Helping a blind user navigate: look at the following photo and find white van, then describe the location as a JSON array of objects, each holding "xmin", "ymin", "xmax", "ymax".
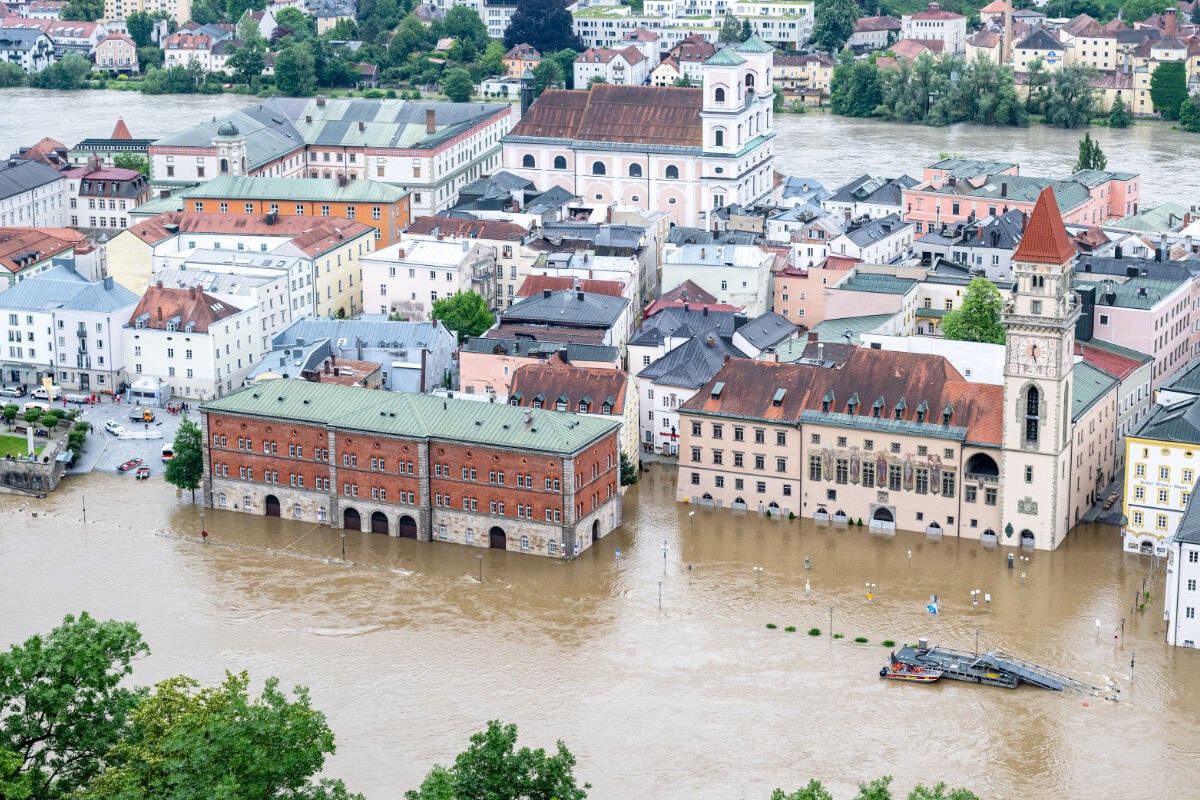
[{"xmin": 30, "ymin": 384, "xmax": 62, "ymax": 401}]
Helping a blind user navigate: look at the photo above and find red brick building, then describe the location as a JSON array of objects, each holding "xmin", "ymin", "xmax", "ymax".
[{"xmin": 200, "ymin": 380, "xmax": 622, "ymax": 557}]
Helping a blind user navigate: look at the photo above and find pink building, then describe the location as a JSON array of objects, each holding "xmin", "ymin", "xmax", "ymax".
[
  {"xmin": 458, "ymin": 339, "xmax": 620, "ymax": 398},
  {"xmin": 772, "ymin": 255, "xmax": 857, "ymax": 326}
]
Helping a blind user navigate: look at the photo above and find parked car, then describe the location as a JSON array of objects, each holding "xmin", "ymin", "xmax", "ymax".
[
  {"xmin": 104, "ymin": 420, "xmax": 125, "ymax": 436},
  {"xmin": 29, "ymin": 384, "xmax": 62, "ymax": 401},
  {"xmin": 135, "ymin": 466, "xmax": 151, "ymax": 480},
  {"xmin": 23, "ymin": 400, "xmax": 50, "ymax": 412},
  {"xmin": 0, "ymin": 386, "xmax": 23, "ymax": 399},
  {"xmin": 161, "ymin": 445, "xmax": 174, "ymax": 461},
  {"xmin": 117, "ymin": 458, "xmax": 143, "ymax": 473}
]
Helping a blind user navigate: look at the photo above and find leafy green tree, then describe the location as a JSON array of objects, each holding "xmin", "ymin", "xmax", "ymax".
[
  {"xmin": 0, "ymin": 612, "xmax": 149, "ymax": 799},
  {"xmin": 854, "ymin": 776, "xmax": 894, "ymax": 800},
  {"xmin": 1108, "ymin": 92, "xmax": 1132, "ymax": 127},
  {"xmin": 719, "ymin": 14, "xmax": 742, "ymax": 43},
  {"xmin": 42, "ymin": 415, "xmax": 58, "ymax": 435},
  {"xmin": 478, "ymin": 39, "xmax": 507, "ymax": 77},
  {"xmin": 124, "ymin": 10, "xmax": 156, "ymax": 47},
  {"xmin": 0, "ymin": 748, "xmax": 32, "ymax": 800},
  {"xmin": 276, "ymin": 6, "xmax": 314, "ymax": 40},
  {"xmin": 28, "ymin": 53, "xmax": 91, "ymax": 90},
  {"xmin": 165, "ymin": 417, "xmax": 203, "ymax": 501},
  {"xmin": 1180, "ymin": 93, "xmax": 1200, "ymax": 132},
  {"xmin": 1043, "ymin": 63, "xmax": 1097, "ymax": 128},
  {"xmin": 672, "ymin": 75, "xmax": 693, "ymax": 87},
  {"xmin": 137, "ymin": 45, "xmax": 164, "ymax": 70},
  {"xmin": 22, "ymin": 408, "xmax": 42, "ymax": 425},
  {"xmin": 85, "ymin": 672, "xmax": 361, "ymax": 800},
  {"xmin": 227, "ymin": 0, "xmax": 265, "ymax": 26},
  {"xmin": 531, "ymin": 57, "xmax": 565, "ymax": 97},
  {"xmin": 442, "ymin": 67, "xmax": 474, "ymax": 101},
  {"xmin": 1149, "ymin": 61, "xmax": 1187, "ymax": 120},
  {"xmin": 113, "ymin": 152, "xmax": 150, "ymax": 177},
  {"xmin": 0, "ymin": 62, "xmax": 24, "ymax": 87},
  {"xmin": 405, "ymin": 720, "xmax": 589, "ymax": 800},
  {"xmin": 906, "ymin": 783, "xmax": 980, "ymax": 800},
  {"xmin": 1024, "ymin": 56, "xmax": 1050, "ymax": 115},
  {"xmin": 430, "ymin": 291, "xmax": 494, "ymax": 343},
  {"xmin": 389, "ymin": 14, "xmax": 432, "ymax": 67},
  {"xmin": 188, "ymin": 0, "xmax": 224, "ymax": 24},
  {"xmin": 2, "ymin": 404, "xmax": 18, "ymax": 426},
  {"xmin": 1194, "ymin": 1, "xmax": 1200, "ymax": 24},
  {"xmin": 503, "ymin": 0, "xmax": 583, "ymax": 53},
  {"xmin": 60, "ymin": 0, "xmax": 102, "ymax": 20},
  {"xmin": 443, "ymin": 5, "xmax": 488, "ymax": 51},
  {"xmin": 227, "ymin": 45, "xmax": 266, "ymax": 85},
  {"xmin": 545, "ymin": 48, "xmax": 578, "ymax": 88},
  {"xmin": 811, "ymin": 0, "xmax": 860, "ymax": 52},
  {"xmin": 587, "ymin": 75, "xmax": 607, "ymax": 87},
  {"xmin": 619, "ymin": 451, "xmax": 638, "ymax": 486},
  {"xmin": 941, "ymin": 277, "xmax": 1006, "ymax": 344},
  {"xmin": 1121, "ymin": 0, "xmax": 1167, "ymax": 21},
  {"xmin": 1074, "ymin": 131, "xmax": 1107, "ymax": 171},
  {"xmin": 830, "ymin": 49, "xmax": 880, "ymax": 117},
  {"xmin": 237, "ymin": 13, "xmax": 267, "ymax": 46},
  {"xmin": 741, "ymin": 18, "xmax": 754, "ymax": 40},
  {"xmin": 275, "ymin": 42, "xmax": 318, "ymax": 95},
  {"xmin": 771, "ymin": 780, "xmax": 834, "ymax": 800}
]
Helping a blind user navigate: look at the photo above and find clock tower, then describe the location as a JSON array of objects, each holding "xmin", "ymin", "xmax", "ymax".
[{"xmin": 1001, "ymin": 187, "xmax": 1080, "ymax": 550}]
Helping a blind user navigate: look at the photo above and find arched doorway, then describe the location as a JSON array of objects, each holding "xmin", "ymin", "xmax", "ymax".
[
  {"xmin": 927, "ymin": 520, "xmax": 942, "ymax": 536},
  {"xmin": 370, "ymin": 511, "xmax": 388, "ymax": 535},
  {"xmin": 870, "ymin": 506, "xmax": 896, "ymax": 533},
  {"xmin": 343, "ymin": 507, "xmax": 361, "ymax": 531},
  {"xmin": 1020, "ymin": 529, "xmax": 1036, "ymax": 548},
  {"xmin": 265, "ymin": 495, "xmax": 280, "ymax": 517},
  {"xmin": 965, "ymin": 453, "xmax": 999, "ymax": 478},
  {"xmin": 592, "ymin": 519, "xmax": 600, "ymax": 541},
  {"xmin": 489, "ymin": 526, "xmax": 507, "ymax": 549},
  {"xmin": 398, "ymin": 515, "xmax": 417, "ymax": 539},
  {"xmin": 1139, "ymin": 539, "xmax": 1154, "ymax": 554},
  {"xmin": 873, "ymin": 507, "xmax": 894, "ymax": 522}
]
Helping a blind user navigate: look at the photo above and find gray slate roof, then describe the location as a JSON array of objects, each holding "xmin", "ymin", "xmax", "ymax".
[
  {"xmin": 629, "ymin": 306, "xmax": 741, "ymax": 346},
  {"xmin": 1133, "ymin": 396, "xmax": 1200, "ymax": 445},
  {"xmin": 827, "ymin": 174, "xmax": 917, "ymax": 207},
  {"xmin": 501, "ymin": 289, "xmax": 629, "ymax": 327},
  {"xmin": 840, "ymin": 213, "xmax": 910, "ymax": 248},
  {"xmin": 1161, "ymin": 358, "xmax": 1200, "ymax": 396},
  {"xmin": 0, "ymin": 159, "xmax": 63, "ymax": 201},
  {"xmin": 638, "ymin": 333, "xmax": 746, "ymax": 388},
  {"xmin": 734, "ymin": 311, "xmax": 797, "ymax": 350},
  {"xmin": 0, "ymin": 263, "xmax": 136, "ymax": 312},
  {"xmin": 462, "ymin": 336, "xmax": 619, "ymax": 363},
  {"xmin": 273, "ymin": 316, "xmax": 453, "ymax": 350},
  {"xmin": 1173, "ymin": 485, "xmax": 1200, "ymax": 546}
]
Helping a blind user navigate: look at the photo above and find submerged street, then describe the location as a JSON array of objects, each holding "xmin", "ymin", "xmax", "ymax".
[{"xmin": 1, "ymin": 466, "xmax": 1195, "ymax": 799}]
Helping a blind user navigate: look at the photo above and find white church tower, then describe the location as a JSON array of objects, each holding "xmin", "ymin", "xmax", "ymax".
[{"xmin": 1001, "ymin": 187, "xmax": 1080, "ymax": 550}]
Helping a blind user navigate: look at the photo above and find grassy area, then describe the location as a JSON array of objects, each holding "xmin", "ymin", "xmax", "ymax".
[{"xmin": 0, "ymin": 433, "xmax": 43, "ymax": 459}]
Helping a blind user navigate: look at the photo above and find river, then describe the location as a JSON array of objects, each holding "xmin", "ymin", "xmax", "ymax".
[
  {"xmin": 1, "ymin": 467, "xmax": 1195, "ymax": 800},
  {"xmin": 3, "ymin": 89, "xmax": 1199, "ymax": 208}
]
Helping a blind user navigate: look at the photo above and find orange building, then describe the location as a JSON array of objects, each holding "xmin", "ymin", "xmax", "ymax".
[{"xmin": 180, "ymin": 176, "xmax": 411, "ymax": 246}]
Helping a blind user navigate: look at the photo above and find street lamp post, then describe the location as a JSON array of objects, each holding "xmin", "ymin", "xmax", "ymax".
[
  {"xmin": 974, "ymin": 628, "xmax": 980, "ymax": 655},
  {"xmin": 340, "ymin": 533, "xmax": 346, "ymax": 562},
  {"xmin": 688, "ymin": 510, "xmax": 695, "ymax": 530},
  {"xmin": 200, "ymin": 507, "xmax": 206, "ymax": 542},
  {"xmin": 1019, "ymin": 555, "xmax": 1030, "ymax": 584},
  {"xmin": 865, "ymin": 582, "xmax": 876, "ymax": 602},
  {"xmin": 662, "ymin": 539, "xmax": 668, "ymax": 569},
  {"xmin": 477, "ymin": 554, "xmax": 484, "ymax": 583},
  {"xmin": 658, "ymin": 580, "xmax": 662, "ymax": 610},
  {"xmin": 754, "ymin": 565, "xmax": 763, "ymax": 586},
  {"xmin": 828, "ymin": 607, "xmax": 833, "ymax": 639},
  {"xmin": 970, "ymin": 589, "xmax": 981, "ymax": 608}
]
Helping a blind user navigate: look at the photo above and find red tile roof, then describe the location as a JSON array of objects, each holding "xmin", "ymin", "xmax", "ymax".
[
  {"xmin": 517, "ymin": 275, "xmax": 626, "ymax": 297},
  {"xmin": 127, "ymin": 212, "xmax": 371, "ymax": 250},
  {"xmin": 0, "ymin": 227, "xmax": 83, "ymax": 274},
  {"xmin": 1076, "ymin": 341, "xmax": 1148, "ymax": 380},
  {"xmin": 128, "ymin": 284, "xmax": 243, "ymax": 333},
  {"xmin": 510, "ymin": 363, "xmax": 629, "ymax": 415},
  {"xmin": 910, "ymin": 2, "xmax": 966, "ymax": 20},
  {"xmin": 980, "ymin": 0, "xmax": 1012, "ymax": 12},
  {"xmin": 659, "ymin": 279, "xmax": 717, "ymax": 305},
  {"xmin": 1013, "ymin": 186, "xmax": 1076, "ymax": 264},
  {"xmin": 854, "ymin": 15, "xmax": 902, "ymax": 32},
  {"xmin": 823, "ymin": 255, "xmax": 860, "ymax": 270},
  {"xmin": 404, "ymin": 215, "xmax": 529, "ymax": 241},
  {"xmin": 60, "ymin": 166, "xmax": 142, "ymax": 181},
  {"xmin": 684, "ymin": 348, "xmax": 1002, "ymax": 446},
  {"xmin": 510, "ymin": 85, "xmax": 703, "ymax": 147}
]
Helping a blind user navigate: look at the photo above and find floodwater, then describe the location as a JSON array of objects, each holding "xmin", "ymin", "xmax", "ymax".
[
  {"xmin": 3, "ymin": 89, "xmax": 1199, "ymax": 207},
  {"xmin": 1, "ymin": 466, "xmax": 1196, "ymax": 800}
]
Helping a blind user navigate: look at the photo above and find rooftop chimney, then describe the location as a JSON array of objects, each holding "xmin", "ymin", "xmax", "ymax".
[
  {"xmin": 706, "ymin": 335, "xmax": 715, "ymax": 347},
  {"xmin": 702, "ymin": 304, "xmax": 709, "ymax": 316},
  {"xmin": 543, "ymin": 289, "xmax": 552, "ymax": 298},
  {"xmin": 316, "ymin": 95, "xmax": 326, "ymax": 106},
  {"xmin": 155, "ymin": 280, "xmax": 163, "ymax": 289},
  {"xmin": 808, "ymin": 330, "xmax": 819, "ymax": 343},
  {"xmin": 324, "ymin": 359, "xmax": 331, "ymax": 374},
  {"xmin": 1000, "ymin": 182, "xmax": 1008, "ymax": 198},
  {"xmin": 426, "ymin": 108, "xmax": 436, "ymax": 135},
  {"xmin": 338, "ymin": 174, "xmax": 347, "ymax": 187},
  {"xmin": 1166, "ymin": 9, "xmax": 1177, "ymax": 35},
  {"xmin": 157, "ymin": 306, "xmax": 162, "ymax": 321},
  {"xmin": 358, "ymin": 121, "xmax": 365, "ymax": 131},
  {"xmin": 818, "ymin": 342, "xmax": 824, "ymax": 360},
  {"xmin": 577, "ymin": 291, "xmax": 585, "ymax": 301}
]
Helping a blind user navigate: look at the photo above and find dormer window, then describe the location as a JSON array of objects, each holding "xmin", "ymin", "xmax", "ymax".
[
  {"xmin": 894, "ymin": 398, "xmax": 906, "ymax": 421},
  {"xmin": 579, "ymin": 402, "xmax": 589, "ymax": 413},
  {"xmin": 873, "ymin": 397, "xmax": 884, "ymax": 418},
  {"xmin": 772, "ymin": 388, "xmax": 786, "ymax": 407},
  {"xmin": 601, "ymin": 404, "xmax": 612, "ymax": 414},
  {"xmin": 165, "ymin": 322, "xmax": 177, "ymax": 332}
]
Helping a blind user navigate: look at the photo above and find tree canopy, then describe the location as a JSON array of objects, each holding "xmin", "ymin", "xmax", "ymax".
[
  {"xmin": 1074, "ymin": 131, "xmax": 1106, "ymax": 171},
  {"xmin": 811, "ymin": 0, "xmax": 860, "ymax": 52},
  {"xmin": 430, "ymin": 291, "xmax": 494, "ymax": 343},
  {"xmin": 442, "ymin": 67, "xmax": 475, "ymax": 102},
  {"xmin": 1042, "ymin": 64, "xmax": 1097, "ymax": 128},
  {"xmin": 772, "ymin": 776, "xmax": 979, "ymax": 800},
  {"xmin": 941, "ymin": 277, "xmax": 1006, "ymax": 345},
  {"xmin": 1180, "ymin": 93, "xmax": 1200, "ymax": 132},
  {"xmin": 275, "ymin": 42, "xmax": 318, "ymax": 95},
  {"xmin": 1108, "ymin": 92, "xmax": 1132, "ymax": 128},
  {"xmin": 0, "ymin": 62, "xmax": 25, "ymax": 88},
  {"xmin": 719, "ymin": 14, "xmax": 743, "ymax": 43},
  {"xmin": 503, "ymin": 0, "xmax": 582, "ymax": 53},
  {"xmin": 165, "ymin": 417, "xmax": 203, "ymax": 501},
  {"xmin": 124, "ymin": 10, "xmax": 157, "ymax": 48},
  {"xmin": 60, "ymin": 0, "xmax": 102, "ymax": 21},
  {"xmin": 113, "ymin": 153, "xmax": 150, "ymax": 177},
  {"xmin": 405, "ymin": 720, "xmax": 590, "ymax": 800},
  {"xmin": 1149, "ymin": 61, "xmax": 1187, "ymax": 120}
]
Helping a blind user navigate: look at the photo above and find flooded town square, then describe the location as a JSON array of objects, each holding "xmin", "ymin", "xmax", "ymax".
[{"xmin": 2, "ymin": 466, "xmax": 1197, "ymax": 800}]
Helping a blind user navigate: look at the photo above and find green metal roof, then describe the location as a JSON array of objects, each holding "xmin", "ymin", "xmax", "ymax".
[
  {"xmin": 131, "ymin": 195, "xmax": 183, "ymax": 216},
  {"xmin": 1111, "ymin": 202, "xmax": 1190, "ymax": 233},
  {"xmin": 1071, "ymin": 361, "xmax": 1117, "ymax": 422},
  {"xmin": 1162, "ymin": 358, "xmax": 1200, "ymax": 396},
  {"xmin": 807, "ymin": 313, "xmax": 894, "ymax": 346},
  {"xmin": 735, "ymin": 34, "xmax": 774, "ymax": 54},
  {"xmin": 835, "ymin": 273, "xmax": 918, "ymax": 295},
  {"xmin": 183, "ymin": 176, "xmax": 408, "ymax": 204},
  {"xmin": 201, "ymin": 380, "xmax": 618, "ymax": 455},
  {"xmin": 1132, "ymin": 396, "xmax": 1200, "ymax": 445},
  {"xmin": 706, "ymin": 47, "xmax": 746, "ymax": 66},
  {"xmin": 916, "ymin": 307, "xmax": 948, "ymax": 318},
  {"xmin": 1076, "ymin": 275, "xmax": 1185, "ymax": 310}
]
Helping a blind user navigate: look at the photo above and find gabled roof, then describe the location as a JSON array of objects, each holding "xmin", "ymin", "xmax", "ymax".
[
  {"xmin": 517, "ymin": 276, "xmax": 625, "ymax": 298},
  {"xmin": 630, "ymin": 305, "xmax": 740, "ymax": 346},
  {"xmin": 734, "ymin": 311, "xmax": 797, "ymax": 350},
  {"xmin": 735, "ymin": 34, "xmax": 773, "ymax": 54},
  {"xmin": 1134, "ymin": 395, "xmax": 1200, "ymax": 446},
  {"xmin": 1060, "ymin": 13, "xmax": 1099, "ymax": 36},
  {"xmin": 275, "ymin": 316, "xmax": 452, "ymax": 350},
  {"xmin": 0, "ymin": 227, "xmax": 81, "ymax": 274},
  {"xmin": 854, "ymin": 15, "xmax": 902, "ymax": 32},
  {"xmin": 0, "ymin": 159, "xmax": 63, "ymax": 200},
  {"xmin": 125, "ymin": 212, "xmax": 372, "ymax": 252},
  {"xmin": 1072, "ymin": 361, "xmax": 1118, "ymax": 421},
  {"xmin": 1075, "ymin": 339, "xmax": 1150, "ymax": 380},
  {"xmin": 659, "ymin": 279, "xmax": 718, "ymax": 306},
  {"xmin": 508, "ymin": 85, "xmax": 703, "ymax": 148},
  {"xmin": 201, "ymin": 379, "xmax": 617, "ymax": 456},
  {"xmin": 405, "ymin": 215, "xmax": 529, "ymax": 241},
  {"xmin": 639, "ymin": 333, "xmax": 746, "ymax": 389},
  {"xmin": 510, "ymin": 363, "xmax": 628, "ymax": 415},
  {"xmin": 1013, "ymin": 186, "xmax": 1076, "ymax": 265},
  {"xmin": 127, "ymin": 284, "xmax": 244, "ymax": 333},
  {"xmin": 1016, "ymin": 28, "xmax": 1060, "ymax": 50},
  {"xmin": 183, "ymin": 175, "xmax": 407, "ymax": 204},
  {"xmin": 501, "ymin": 289, "xmax": 629, "ymax": 328},
  {"xmin": 682, "ymin": 348, "xmax": 1001, "ymax": 446},
  {"xmin": 462, "ymin": 336, "xmax": 618, "ymax": 364},
  {"xmin": 909, "ymin": 2, "xmax": 966, "ymax": 20}
]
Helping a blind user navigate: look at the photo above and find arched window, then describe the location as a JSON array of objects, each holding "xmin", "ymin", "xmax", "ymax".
[
  {"xmin": 714, "ymin": 129, "xmax": 724, "ymax": 147},
  {"xmin": 592, "ymin": 161, "xmax": 606, "ymax": 175},
  {"xmin": 714, "ymin": 86, "xmax": 725, "ymax": 104},
  {"xmin": 553, "ymin": 155, "xmax": 567, "ymax": 169},
  {"xmin": 745, "ymin": 72, "xmax": 756, "ymax": 90},
  {"xmin": 629, "ymin": 163, "xmax": 642, "ymax": 178},
  {"xmin": 1025, "ymin": 386, "xmax": 1040, "ymax": 444},
  {"xmin": 522, "ymin": 154, "xmax": 535, "ymax": 168},
  {"xmin": 219, "ymin": 158, "xmax": 229, "ymax": 173},
  {"xmin": 665, "ymin": 164, "xmax": 679, "ymax": 179}
]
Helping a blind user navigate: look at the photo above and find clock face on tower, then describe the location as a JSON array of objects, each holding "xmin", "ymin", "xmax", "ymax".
[{"xmin": 1012, "ymin": 336, "xmax": 1059, "ymax": 377}]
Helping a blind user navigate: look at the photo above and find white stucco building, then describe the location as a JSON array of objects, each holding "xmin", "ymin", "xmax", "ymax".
[
  {"xmin": 660, "ymin": 242, "xmax": 775, "ymax": 316},
  {"xmin": 900, "ymin": 2, "xmax": 967, "ymax": 54},
  {"xmin": 1165, "ymin": 494, "xmax": 1200, "ymax": 648},
  {"xmin": 361, "ymin": 238, "xmax": 498, "ymax": 321}
]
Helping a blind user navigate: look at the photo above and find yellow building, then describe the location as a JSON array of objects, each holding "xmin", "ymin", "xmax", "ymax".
[
  {"xmin": 772, "ymin": 52, "xmax": 835, "ymax": 105},
  {"xmin": 104, "ymin": 0, "xmax": 192, "ymax": 28},
  {"xmin": 1122, "ymin": 396, "xmax": 1200, "ymax": 556}
]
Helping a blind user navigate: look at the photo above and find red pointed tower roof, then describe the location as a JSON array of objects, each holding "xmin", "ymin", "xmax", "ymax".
[
  {"xmin": 110, "ymin": 118, "xmax": 133, "ymax": 140},
  {"xmin": 1013, "ymin": 186, "xmax": 1076, "ymax": 265}
]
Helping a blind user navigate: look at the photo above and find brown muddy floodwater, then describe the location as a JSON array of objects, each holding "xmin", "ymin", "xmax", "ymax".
[{"xmin": 1, "ymin": 467, "xmax": 1196, "ymax": 799}]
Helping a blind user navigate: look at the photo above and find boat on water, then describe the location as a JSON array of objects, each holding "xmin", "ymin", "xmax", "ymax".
[{"xmin": 880, "ymin": 658, "xmax": 942, "ymax": 683}]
